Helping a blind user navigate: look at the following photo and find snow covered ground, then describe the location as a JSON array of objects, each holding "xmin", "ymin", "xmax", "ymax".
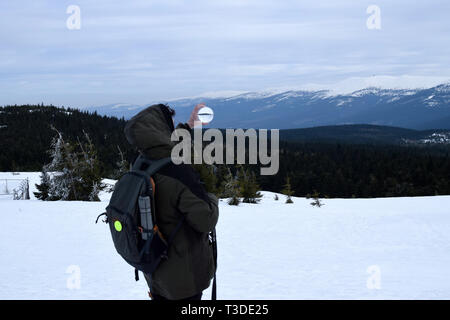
[{"xmin": 1, "ymin": 172, "xmax": 450, "ymax": 299}]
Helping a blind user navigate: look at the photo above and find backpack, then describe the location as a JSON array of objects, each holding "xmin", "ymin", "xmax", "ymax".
[{"xmin": 96, "ymin": 154, "xmax": 185, "ymax": 280}]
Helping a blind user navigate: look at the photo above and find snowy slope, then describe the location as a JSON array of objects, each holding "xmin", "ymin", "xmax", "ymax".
[
  {"xmin": 1, "ymin": 173, "xmax": 450, "ymax": 299},
  {"xmin": 0, "ymin": 172, "xmax": 115, "ymax": 201}
]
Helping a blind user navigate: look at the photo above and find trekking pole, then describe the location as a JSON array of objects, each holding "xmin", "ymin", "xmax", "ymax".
[{"xmin": 211, "ymin": 228, "xmax": 217, "ymax": 300}]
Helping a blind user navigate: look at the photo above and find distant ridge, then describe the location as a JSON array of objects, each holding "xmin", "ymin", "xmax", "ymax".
[{"xmin": 84, "ymin": 82, "xmax": 450, "ymax": 130}]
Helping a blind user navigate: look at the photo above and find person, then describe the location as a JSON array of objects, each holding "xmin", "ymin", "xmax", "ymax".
[{"xmin": 124, "ymin": 103, "xmax": 219, "ymax": 301}]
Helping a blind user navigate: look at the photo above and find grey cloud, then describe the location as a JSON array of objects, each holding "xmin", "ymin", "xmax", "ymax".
[{"xmin": 0, "ymin": 0, "xmax": 449, "ymax": 106}]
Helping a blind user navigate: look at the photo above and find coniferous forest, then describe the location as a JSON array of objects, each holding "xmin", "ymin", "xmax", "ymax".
[
  {"xmin": 0, "ymin": 105, "xmax": 134, "ymax": 175},
  {"xmin": 1, "ymin": 104, "xmax": 449, "ymax": 199}
]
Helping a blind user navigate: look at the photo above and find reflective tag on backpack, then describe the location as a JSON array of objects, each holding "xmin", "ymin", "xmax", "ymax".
[{"xmin": 138, "ymin": 196, "xmax": 153, "ymax": 240}]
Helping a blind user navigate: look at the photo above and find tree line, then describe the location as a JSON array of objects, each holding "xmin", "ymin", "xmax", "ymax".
[{"xmin": 2, "ymin": 105, "xmax": 449, "ymax": 202}]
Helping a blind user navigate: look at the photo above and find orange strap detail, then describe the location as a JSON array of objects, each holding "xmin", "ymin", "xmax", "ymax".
[
  {"xmin": 153, "ymin": 225, "xmax": 167, "ymax": 242},
  {"xmin": 150, "ymin": 177, "xmax": 155, "ymax": 196}
]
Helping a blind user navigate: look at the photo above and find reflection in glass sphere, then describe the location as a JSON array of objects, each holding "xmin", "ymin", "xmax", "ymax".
[{"xmin": 198, "ymin": 106, "xmax": 214, "ymax": 123}]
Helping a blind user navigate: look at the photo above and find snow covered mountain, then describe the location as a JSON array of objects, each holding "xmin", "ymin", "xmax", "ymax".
[{"xmin": 85, "ymin": 83, "xmax": 450, "ymax": 130}]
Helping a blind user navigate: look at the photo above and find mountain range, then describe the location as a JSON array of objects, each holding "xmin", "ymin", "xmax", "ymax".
[{"xmin": 84, "ymin": 83, "xmax": 450, "ymax": 130}]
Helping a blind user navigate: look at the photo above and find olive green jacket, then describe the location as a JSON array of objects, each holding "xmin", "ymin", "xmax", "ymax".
[{"xmin": 124, "ymin": 104, "xmax": 219, "ymax": 299}]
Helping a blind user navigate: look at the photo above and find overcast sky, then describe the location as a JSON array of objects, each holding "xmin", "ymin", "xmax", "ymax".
[{"xmin": 1, "ymin": 0, "xmax": 449, "ymax": 107}]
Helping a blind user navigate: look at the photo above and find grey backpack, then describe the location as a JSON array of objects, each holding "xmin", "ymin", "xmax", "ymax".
[{"xmin": 96, "ymin": 154, "xmax": 184, "ymax": 280}]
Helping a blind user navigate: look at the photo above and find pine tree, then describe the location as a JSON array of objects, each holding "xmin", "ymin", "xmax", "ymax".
[
  {"xmin": 214, "ymin": 164, "xmax": 229, "ymax": 197},
  {"xmin": 114, "ymin": 145, "xmax": 129, "ymax": 179},
  {"xmin": 238, "ymin": 167, "xmax": 262, "ymax": 204},
  {"xmin": 40, "ymin": 128, "xmax": 104, "ymax": 201},
  {"xmin": 310, "ymin": 190, "xmax": 324, "ymax": 208},
  {"xmin": 221, "ymin": 167, "xmax": 241, "ymax": 205},
  {"xmin": 34, "ymin": 169, "xmax": 51, "ymax": 200},
  {"xmin": 281, "ymin": 175, "xmax": 294, "ymax": 203},
  {"xmin": 193, "ymin": 163, "xmax": 218, "ymax": 195},
  {"xmin": 74, "ymin": 131, "xmax": 104, "ymax": 201},
  {"xmin": 89, "ymin": 182, "xmax": 101, "ymax": 201},
  {"xmin": 45, "ymin": 128, "xmax": 72, "ymax": 200}
]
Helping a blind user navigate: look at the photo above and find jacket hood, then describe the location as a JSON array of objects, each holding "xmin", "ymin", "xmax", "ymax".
[{"xmin": 124, "ymin": 104, "xmax": 175, "ymax": 159}]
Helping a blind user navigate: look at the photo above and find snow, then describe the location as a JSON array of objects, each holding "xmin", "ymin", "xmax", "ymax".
[
  {"xmin": 0, "ymin": 172, "xmax": 38, "ymax": 200},
  {"xmin": 0, "ymin": 172, "xmax": 115, "ymax": 201},
  {"xmin": 388, "ymin": 96, "xmax": 401, "ymax": 103},
  {"xmin": 336, "ymin": 99, "xmax": 353, "ymax": 107},
  {"xmin": 164, "ymin": 90, "xmax": 249, "ymax": 101},
  {"xmin": 85, "ymin": 79, "xmax": 450, "ymax": 113},
  {"xmin": 251, "ymin": 104, "xmax": 277, "ymax": 112},
  {"xmin": 435, "ymin": 82, "xmax": 450, "ymax": 93},
  {"xmin": 1, "ymin": 172, "xmax": 450, "ymax": 299},
  {"xmin": 224, "ymin": 91, "xmax": 280, "ymax": 101},
  {"xmin": 111, "ymin": 103, "xmax": 134, "ymax": 109},
  {"xmin": 419, "ymin": 132, "xmax": 450, "ymax": 144},
  {"xmin": 348, "ymin": 87, "xmax": 418, "ymax": 98}
]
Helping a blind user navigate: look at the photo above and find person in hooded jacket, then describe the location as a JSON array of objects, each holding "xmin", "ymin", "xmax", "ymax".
[{"xmin": 124, "ymin": 103, "xmax": 218, "ymax": 301}]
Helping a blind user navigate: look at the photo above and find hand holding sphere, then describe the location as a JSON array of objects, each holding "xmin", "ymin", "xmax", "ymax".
[{"xmin": 187, "ymin": 103, "xmax": 214, "ymax": 128}]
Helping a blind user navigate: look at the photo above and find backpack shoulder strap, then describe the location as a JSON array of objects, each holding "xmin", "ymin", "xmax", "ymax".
[{"xmin": 132, "ymin": 154, "xmax": 172, "ymax": 176}]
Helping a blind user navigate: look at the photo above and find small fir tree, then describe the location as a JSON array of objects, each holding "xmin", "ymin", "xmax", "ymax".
[
  {"xmin": 193, "ymin": 163, "xmax": 218, "ymax": 195},
  {"xmin": 281, "ymin": 175, "xmax": 294, "ymax": 203},
  {"xmin": 73, "ymin": 131, "xmax": 104, "ymax": 201},
  {"xmin": 114, "ymin": 145, "xmax": 129, "ymax": 179},
  {"xmin": 238, "ymin": 167, "xmax": 262, "ymax": 204},
  {"xmin": 45, "ymin": 128, "xmax": 72, "ymax": 200},
  {"xmin": 34, "ymin": 169, "xmax": 51, "ymax": 200},
  {"xmin": 222, "ymin": 167, "xmax": 241, "ymax": 206},
  {"xmin": 38, "ymin": 128, "xmax": 104, "ymax": 201},
  {"xmin": 310, "ymin": 190, "xmax": 324, "ymax": 208}
]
